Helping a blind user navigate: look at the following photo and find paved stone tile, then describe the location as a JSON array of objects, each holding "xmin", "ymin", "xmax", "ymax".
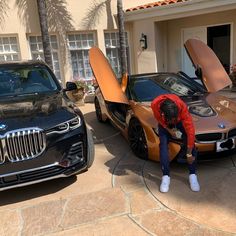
[
  {"xmin": 48, "ymin": 216, "xmax": 149, "ymax": 236},
  {"xmin": 117, "ymin": 154, "xmax": 145, "ymax": 165},
  {"xmin": 21, "ymin": 199, "xmax": 66, "ymax": 236},
  {"xmin": 114, "ymin": 172, "xmax": 144, "ymax": 193},
  {"xmin": 60, "ymin": 188, "xmax": 128, "ymax": 228},
  {"xmin": 199, "ymin": 157, "xmax": 235, "ymax": 169},
  {"xmin": 143, "ymin": 162, "xmax": 236, "ymax": 233},
  {"xmin": 0, "ymin": 209, "xmax": 21, "ymax": 236},
  {"xmin": 113, "ymin": 159, "xmax": 146, "ymax": 193},
  {"xmin": 129, "ymin": 190, "xmax": 161, "ymax": 216},
  {"xmin": 139, "ymin": 210, "xmax": 232, "ymax": 236}
]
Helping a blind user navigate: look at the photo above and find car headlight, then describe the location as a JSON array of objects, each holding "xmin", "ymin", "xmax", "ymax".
[
  {"xmin": 46, "ymin": 116, "xmax": 81, "ymax": 135},
  {"xmin": 189, "ymin": 104, "xmax": 216, "ymax": 117}
]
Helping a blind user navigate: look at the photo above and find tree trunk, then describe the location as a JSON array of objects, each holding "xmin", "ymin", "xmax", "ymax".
[
  {"xmin": 117, "ymin": 0, "xmax": 127, "ymax": 77},
  {"xmin": 36, "ymin": 0, "xmax": 53, "ymax": 69}
]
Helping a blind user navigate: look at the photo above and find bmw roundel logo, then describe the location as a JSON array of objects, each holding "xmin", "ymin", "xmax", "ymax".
[
  {"xmin": 218, "ymin": 123, "xmax": 225, "ymax": 129},
  {"xmin": 0, "ymin": 124, "xmax": 7, "ymax": 131}
]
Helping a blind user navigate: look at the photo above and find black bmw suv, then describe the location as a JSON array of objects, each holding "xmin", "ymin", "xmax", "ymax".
[{"xmin": 0, "ymin": 60, "xmax": 94, "ymax": 191}]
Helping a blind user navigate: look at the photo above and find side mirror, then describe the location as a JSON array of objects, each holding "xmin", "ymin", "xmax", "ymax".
[{"xmin": 64, "ymin": 82, "xmax": 77, "ymax": 91}]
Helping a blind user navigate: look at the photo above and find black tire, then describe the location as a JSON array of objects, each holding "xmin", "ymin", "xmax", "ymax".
[
  {"xmin": 94, "ymin": 97, "xmax": 106, "ymax": 122},
  {"xmin": 128, "ymin": 119, "xmax": 148, "ymax": 160}
]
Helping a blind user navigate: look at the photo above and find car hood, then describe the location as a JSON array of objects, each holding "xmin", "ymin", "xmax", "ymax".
[
  {"xmin": 133, "ymin": 93, "xmax": 236, "ymax": 134},
  {"xmin": 184, "ymin": 39, "xmax": 232, "ymax": 92},
  {"xmin": 0, "ymin": 92, "xmax": 77, "ymax": 133}
]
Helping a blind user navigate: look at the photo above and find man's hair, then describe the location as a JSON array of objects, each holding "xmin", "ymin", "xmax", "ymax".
[{"xmin": 160, "ymin": 99, "xmax": 178, "ymax": 123}]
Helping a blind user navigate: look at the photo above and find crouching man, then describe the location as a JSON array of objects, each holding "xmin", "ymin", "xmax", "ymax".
[{"xmin": 151, "ymin": 94, "xmax": 200, "ymax": 193}]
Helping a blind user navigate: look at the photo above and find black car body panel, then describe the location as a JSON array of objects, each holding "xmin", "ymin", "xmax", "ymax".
[{"xmin": 0, "ymin": 61, "xmax": 94, "ymax": 190}]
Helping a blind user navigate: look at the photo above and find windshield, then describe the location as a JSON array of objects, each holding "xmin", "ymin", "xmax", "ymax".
[
  {"xmin": 0, "ymin": 64, "xmax": 59, "ymax": 97},
  {"xmin": 129, "ymin": 74, "xmax": 206, "ymax": 102}
]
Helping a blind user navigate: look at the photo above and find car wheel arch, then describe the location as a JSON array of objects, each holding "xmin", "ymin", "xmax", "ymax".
[{"xmin": 94, "ymin": 97, "xmax": 108, "ymax": 122}]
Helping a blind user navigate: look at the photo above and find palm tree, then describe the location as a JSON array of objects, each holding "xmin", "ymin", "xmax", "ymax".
[
  {"xmin": 117, "ymin": 0, "xmax": 127, "ymax": 76},
  {"xmin": 36, "ymin": 0, "xmax": 53, "ymax": 69},
  {"xmin": 0, "ymin": 0, "xmax": 9, "ymax": 27}
]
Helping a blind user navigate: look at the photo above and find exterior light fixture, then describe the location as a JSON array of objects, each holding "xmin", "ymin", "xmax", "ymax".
[{"xmin": 140, "ymin": 33, "xmax": 147, "ymax": 50}]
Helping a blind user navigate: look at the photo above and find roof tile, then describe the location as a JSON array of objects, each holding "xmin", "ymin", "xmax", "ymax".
[{"xmin": 126, "ymin": 0, "xmax": 189, "ymax": 12}]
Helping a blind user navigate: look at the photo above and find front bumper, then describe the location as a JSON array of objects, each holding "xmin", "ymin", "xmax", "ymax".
[
  {"xmin": 0, "ymin": 161, "xmax": 87, "ymax": 191},
  {"xmin": 0, "ymin": 125, "xmax": 90, "ymax": 191}
]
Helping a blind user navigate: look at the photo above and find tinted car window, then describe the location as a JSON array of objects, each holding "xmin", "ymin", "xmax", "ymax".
[
  {"xmin": 129, "ymin": 74, "xmax": 206, "ymax": 102},
  {"xmin": 131, "ymin": 79, "xmax": 167, "ymax": 101},
  {"xmin": 0, "ymin": 65, "xmax": 59, "ymax": 97}
]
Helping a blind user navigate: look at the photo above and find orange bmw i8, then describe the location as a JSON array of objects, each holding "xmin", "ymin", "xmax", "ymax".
[{"xmin": 89, "ymin": 39, "xmax": 236, "ymax": 162}]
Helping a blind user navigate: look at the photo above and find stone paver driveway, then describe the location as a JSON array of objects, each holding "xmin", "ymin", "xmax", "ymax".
[{"xmin": 0, "ymin": 103, "xmax": 235, "ymax": 236}]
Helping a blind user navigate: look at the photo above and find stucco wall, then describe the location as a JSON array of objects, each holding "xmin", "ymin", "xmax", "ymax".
[
  {"xmin": 131, "ymin": 19, "xmax": 157, "ymax": 73},
  {"xmin": 167, "ymin": 9, "xmax": 236, "ymax": 72}
]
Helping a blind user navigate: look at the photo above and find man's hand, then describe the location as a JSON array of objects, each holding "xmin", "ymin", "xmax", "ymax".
[
  {"xmin": 186, "ymin": 153, "xmax": 195, "ymax": 164},
  {"xmin": 167, "ymin": 128, "xmax": 182, "ymax": 139},
  {"xmin": 167, "ymin": 128, "xmax": 176, "ymax": 137}
]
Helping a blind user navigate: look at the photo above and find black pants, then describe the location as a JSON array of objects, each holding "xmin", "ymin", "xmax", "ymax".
[{"xmin": 158, "ymin": 122, "xmax": 197, "ymax": 176}]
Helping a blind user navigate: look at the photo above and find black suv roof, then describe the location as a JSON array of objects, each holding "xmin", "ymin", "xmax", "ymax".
[{"xmin": 0, "ymin": 60, "xmax": 48, "ymax": 67}]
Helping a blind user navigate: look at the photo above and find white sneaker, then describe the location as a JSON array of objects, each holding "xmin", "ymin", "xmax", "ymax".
[
  {"xmin": 189, "ymin": 174, "xmax": 200, "ymax": 192},
  {"xmin": 160, "ymin": 175, "xmax": 170, "ymax": 193}
]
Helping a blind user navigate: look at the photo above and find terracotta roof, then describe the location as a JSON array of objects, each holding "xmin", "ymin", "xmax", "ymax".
[{"xmin": 126, "ymin": 0, "xmax": 189, "ymax": 12}]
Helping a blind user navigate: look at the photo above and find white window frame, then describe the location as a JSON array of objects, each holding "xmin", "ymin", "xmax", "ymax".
[
  {"xmin": 0, "ymin": 35, "xmax": 20, "ymax": 61},
  {"xmin": 104, "ymin": 31, "xmax": 130, "ymax": 78},
  {"xmin": 67, "ymin": 32, "xmax": 96, "ymax": 82},
  {"xmin": 28, "ymin": 35, "xmax": 61, "ymax": 81}
]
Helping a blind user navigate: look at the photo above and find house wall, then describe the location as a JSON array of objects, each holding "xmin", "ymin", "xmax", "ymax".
[
  {"xmin": 155, "ymin": 21, "xmax": 168, "ymax": 72},
  {"xmin": 127, "ymin": 8, "xmax": 236, "ymax": 75},
  {"xmin": 131, "ymin": 19, "xmax": 157, "ymax": 73},
  {"xmin": 167, "ymin": 9, "xmax": 236, "ymax": 72}
]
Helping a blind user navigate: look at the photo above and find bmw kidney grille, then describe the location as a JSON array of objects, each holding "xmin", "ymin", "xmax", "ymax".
[{"xmin": 0, "ymin": 128, "xmax": 46, "ymax": 163}]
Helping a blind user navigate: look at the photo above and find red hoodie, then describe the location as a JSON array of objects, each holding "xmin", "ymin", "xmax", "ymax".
[{"xmin": 151, "ymin": 94, "xmax": 195, "ymax": 149}]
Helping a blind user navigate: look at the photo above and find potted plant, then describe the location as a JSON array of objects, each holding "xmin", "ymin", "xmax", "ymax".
[{"xmin": 67, "ymin": 77, "xmax": 88, "ymax": 103}]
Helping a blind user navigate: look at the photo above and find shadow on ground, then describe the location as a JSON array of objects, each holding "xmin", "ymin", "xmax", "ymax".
[
  {"xmin": 84, "ymin": 111, "xmax": 144, "ymax": 181},
  {"xmin": 0, "ymin": 176, "xmax": 77, "ymax": 206}
]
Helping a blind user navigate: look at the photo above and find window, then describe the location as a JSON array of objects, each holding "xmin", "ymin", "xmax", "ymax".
[
  {"xmin": 29, "ymin": 35, "xmax": 61, "ymax": 80},
  {"xmin": 0, "ymin": 36, "xmax": 20, "ymax": 61},
  {"xmin": 67, "ymin": 33, "xmax": 95, "ymax": 82},
  {"xmin": 104, "ymin": 32, "xmax": 129, "ymax": 78}
]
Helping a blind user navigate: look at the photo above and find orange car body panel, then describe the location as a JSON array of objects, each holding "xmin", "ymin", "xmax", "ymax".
[{"xmin": 89, "ymin": 47, "xmax": 129, "ymax": 104}]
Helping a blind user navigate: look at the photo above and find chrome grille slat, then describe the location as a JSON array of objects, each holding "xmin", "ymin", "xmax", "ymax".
[
  {"xmin": 33, "ymin": 130, "xmax": 39, "ymax": 153},
  {"xmin": 17, "ymin": 132, "xmax": 23, "ymax": 159},
  {"xmin": 18, "ymin": 134, "xmax": 24, "ymax": 159},
  {"xmin": 0, "ymin": 128, "xmax": 46, "ymax": 163},
  {"xmin": 23, "ymin": 131, "xmax": 30, "ymax": 158},
  {"xmin": 6, "ymin": 134, "xmax": 13, "ymax": 159},
  {"xmin": 0, "ymin": 141, "xmax": 4, "ymax": 164},
  {"xmin": 39, "ymin": 132, "xmax": 43, "ymax": 149},
  {"xmin": 28, "ymin": 130, "xmax": 33, "ymax": 156},
  {"xmin": 14, "ymin": 134, "xmax": 20, "ymax": 161}
]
